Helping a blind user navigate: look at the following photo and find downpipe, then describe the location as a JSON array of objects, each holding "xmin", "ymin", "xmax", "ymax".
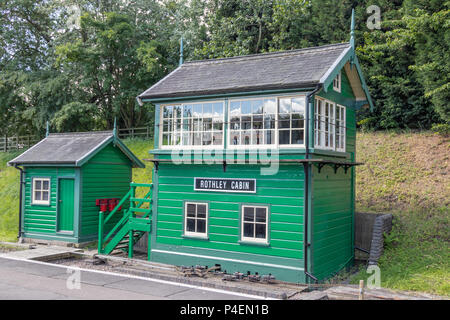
[
  {"xmin": 13, "ymin": 165, "xmax": 25, "ymax": 240},
  {"xmin": 303, "ymin": 84, "xmax": 322, "ymax": 283}
]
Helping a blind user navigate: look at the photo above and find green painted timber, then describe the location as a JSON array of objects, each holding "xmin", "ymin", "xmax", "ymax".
[
  {"xmin": 310, "ymin": 164, "xmax": 353, "ymax": 280},
  {"xmin": 80, "ymin": 144, "xmax": 133, "ymax": 237},
  {"xmin": 22, "ymin": 167, "xmax": 78, "ymax": 241},
  {"xmin": 98, "ymin": 183, "xmax": 152, "ymax": 256},
  {"xmin": 308, "ymin": 68, "xmax": 356, "ymax": 280},
  {"xmin": 57, "ymin": 178, "xmax": 75, "ymax": 232},
  {"xmin": 20, "ymin": 140, "xmax": 137, "ymax": 244},
  {"xmin": 149, "ymin": 162, "xmax": 305, "ymax": 282}
]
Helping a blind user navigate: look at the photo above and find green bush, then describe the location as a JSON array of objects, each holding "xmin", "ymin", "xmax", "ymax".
[{"xmin": 431, "ymin": 123, "xmax": 450, "ymax": 136}]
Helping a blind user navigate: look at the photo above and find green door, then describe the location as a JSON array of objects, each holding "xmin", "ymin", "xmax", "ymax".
[{"xmin": 58, "ymin": 178, "xmax": 75, "ymax": 232}]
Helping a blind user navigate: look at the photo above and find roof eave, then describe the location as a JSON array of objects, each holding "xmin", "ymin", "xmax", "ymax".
[
  {"xmin": 139, "ymin": 83, "xmax": 320, "ymax": 103},
  {"xmin": 320, "ymin": 47, "xmax": 374, "ymax": 111}
]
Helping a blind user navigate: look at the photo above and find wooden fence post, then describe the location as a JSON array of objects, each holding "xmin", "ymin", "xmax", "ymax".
[{"xmin": 359, "ymin": 280, "xmax": 365, "ymax": 300}]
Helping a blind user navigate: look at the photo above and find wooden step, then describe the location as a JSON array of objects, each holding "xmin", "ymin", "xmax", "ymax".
[
  {"xmin": 130, "ymin": 182, "xmax": 153, "ymax": 188},
  {"xmin": 130, "ymin": 207, "xmax": 152, "ymax": 214},
  {"xmin": 130, "ymin": 198, "xmax": 152, "ymax": 203}
]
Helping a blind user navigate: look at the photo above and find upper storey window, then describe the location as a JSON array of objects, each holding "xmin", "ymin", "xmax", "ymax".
[
  {"xmin": 333, "ymin": 71, "xmax": 341, "ymax": 93},
  {"xmin": 314, "ymin": 97, "xmax": 346, "ymax": 152},
  {"xmin": 161, "ymin": 102, "xmax": 224, "ymax": 148},
  {"xmin": 229, "ymin": 95, "xmax": 306, "ymax": 148},
  {"xmin": 229, "ymin": 98, "xmax": 276, "ymax": 147},
  {"xmin": 160, "ymin": 95, "xmax": 306, "ymax": 149}
]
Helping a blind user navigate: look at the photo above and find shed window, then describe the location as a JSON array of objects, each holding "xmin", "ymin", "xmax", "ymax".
[
  {"xmin": 333, "ymin": 71, "xmax": 341, "ymax": 92},
  {"xmin": 32, "ymin": 178, "xmax": 50, "ymax": 205},
  {"xmin": 314, "ymin": 97, "xmax": 346, "ymax": 152},
  {"xmin": 184, "ymin": 202, "xmax": 208, "ymax": 238},
  {"xmin": 241, "ymin": 206, "xmax": 268, "ymax": 243},
  {"xmin": 229, "ymin": 96, "xmax": 305, "ymax": 148},
  {"xmin": 161, "ymin": 102, "xmax": 224, "ymax": 148}
]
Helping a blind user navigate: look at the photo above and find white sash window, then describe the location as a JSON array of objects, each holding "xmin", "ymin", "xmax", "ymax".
[
  {"xmin": 160, "ymin": 101, "xmax": 224, "ymax": 148},
  {"xmin": 315, "ymin": 97, "xmax": 346, "ymax": 152},
  {"xmin": 32, "ymin": 178, "xmax": 50, "ymax": 205}
]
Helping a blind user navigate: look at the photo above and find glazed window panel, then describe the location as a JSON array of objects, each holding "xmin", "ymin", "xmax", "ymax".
[
  {"xmin": 278, "ymin": 97, "xmax": 305, "ymax": 145},
  {"xmin": 229, "ymin": 98, "xmax": 277, "ymax": 146},
  {"xmin": 314, "ymin": 97, "xmax": 346, "ymax": 152},
  {"xmin": 229, "ymin": 96, "xmax": 304, "ymax": 147},
  {"xmin": 161, "ymin": 102, "xmax": 224, "ymax": 147},
  {"xmin": 333, "ymin": 71, "xmax": 341, "ymax": 92},
  {"xmin": 241, "ymin": 206, "xmax": 268, "ymax": 243},
  {"xmin": 184, "ymin": 202, "xmax": 208, "ymax": 237},
  {"xmin": 32, "ymin": 178, "xmax": 50, "ymax": 205}
]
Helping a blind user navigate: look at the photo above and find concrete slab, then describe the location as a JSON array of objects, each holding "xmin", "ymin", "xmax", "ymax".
[
  {"xmin": 0, "ymin": 256, "xmax": 269, "ymax": 300},
  {"xmin": 167, "ymin": 288, "xmax": 253, "ymax": 300},
  {"xmin": 3, "ymin": 262, "xmax": 68, "ymax": 277},
  {"xmin": 51, "ymin": 270, "xmax": 129, "ymax": 287},
  {"xmin": 0, "ymin": 260, "xmax": 165, "ymax": 300},
  {"xmin": 0, "ymin": 245, "xmax": 83, "ymax": 261},
  {"xmin": 104, "ymin": 278, "xmax": 191, "ymax": 297}
]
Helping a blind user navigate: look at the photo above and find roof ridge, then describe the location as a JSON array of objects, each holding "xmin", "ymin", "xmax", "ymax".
[
  {"xmin": 48, "ymin": 130, "xmax": 113, "ymax": 137},
  {"xmin": 183, "ymin": 42, "xmax": 350, "ymax": 65}
]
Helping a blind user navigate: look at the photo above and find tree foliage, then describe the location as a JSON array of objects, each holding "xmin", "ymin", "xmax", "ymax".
[{"xmin": 0, "ymin": 0, "xmax": 448, "ymax": 135}]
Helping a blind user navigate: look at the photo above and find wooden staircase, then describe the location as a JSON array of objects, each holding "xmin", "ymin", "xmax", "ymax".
[{"xmin": 98, "ymin": 183, "xmax": 152, "ymax": 258}]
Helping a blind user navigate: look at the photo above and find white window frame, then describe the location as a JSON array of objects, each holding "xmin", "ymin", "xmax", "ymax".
[
  {"xmin": 335, "ymin": 104, "xmax": 346, "ymax": 152},
  {"xmin": 31, "ymin": 178, "xmax": 51, "ymax": 205},
  {"xmin": 241, "ymin": 205, "xmax": 269, "ymax": 244},
  {"xmin": 314, "ymin": 97, "xmax": 346, "ymax": 152},
  {"xmin": 184, "ymin": 202, "xmax": 209, "ymax": 238},
  {"xmin": 228, "ymin": 95, "xmax": 306, "ymax": 149},
  {"xmin": 333, "ymin": 71, "xmax": 341, "ymax": 93},
  {"xmin": 159, "ymin": 100, "xmax": 225, "ymax": 150}
]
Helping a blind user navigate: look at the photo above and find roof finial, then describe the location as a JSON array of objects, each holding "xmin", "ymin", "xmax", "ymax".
[
  {"xmin": 45, "ymin": 121, "xmax": 49, "ymax": 137},
  {"xmin": 179, "ymin": 37, "xmax": 184, "ymax": 66},
  {"xmin": 113, "ymin": 117, "xmax": 117, "ymax": 138},
  {"xmin": 350, "ymin": 8, "xmax": 355, "ymax": 50}
]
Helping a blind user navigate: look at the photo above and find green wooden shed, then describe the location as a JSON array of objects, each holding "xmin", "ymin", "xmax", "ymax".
[
  {"xmin": 98, "ymin": 11, "xmax": 373, "ymax": 283},
  {"xmin": 8, "ymin": 131, "xmax": 144, "ymax": 244}
]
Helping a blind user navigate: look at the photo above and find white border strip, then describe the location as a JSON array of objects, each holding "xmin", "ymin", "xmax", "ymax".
[
  {"xmin": 0, "ymin": 255, "xmax": 276, "ymax": 300},
  {"xmin": 152, "ymin": 249, "xmax": 304, "ymax": 272}
]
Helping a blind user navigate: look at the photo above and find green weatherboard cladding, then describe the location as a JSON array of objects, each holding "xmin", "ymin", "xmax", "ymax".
[
  {"xmin": 23, "ymin": 167, "xmax": 76, "ymax": 240},
  {"xmin": 19, "ymin": 138, "xmax": 138, "ymax": 243},
  {"xmin": 80, "ymin": 144, "xmax": 132, "ymax": 238},
  {"xmin": 150, "ymin": 163, "xmax": 307, "ymax": 282}
]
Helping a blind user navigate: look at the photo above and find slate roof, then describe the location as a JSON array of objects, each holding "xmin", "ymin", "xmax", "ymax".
[
  {"xmin": 139, "ymin": 42, "xmax": 351, "ymax": 100},
  {"xmin": 8, "ymin": 131, "xmax": 144, "ymax": 168}
]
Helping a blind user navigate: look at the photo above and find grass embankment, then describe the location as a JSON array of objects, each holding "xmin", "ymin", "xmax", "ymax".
[
  {"xmin": 0, "ymin": 151, "xmax": 23, "ymax": 242},
  {"xmin": 0, "ymin": 133, "xmax": 448, "ymax": 295},
  {"xmin": 351, "ymin": 131, "xmax": 449, "ymax": 296}
]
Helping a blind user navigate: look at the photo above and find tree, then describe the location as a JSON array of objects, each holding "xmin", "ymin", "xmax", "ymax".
[{"xmin": 55, "ymin": 10, "xmax": 167, "ymax": 129}]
